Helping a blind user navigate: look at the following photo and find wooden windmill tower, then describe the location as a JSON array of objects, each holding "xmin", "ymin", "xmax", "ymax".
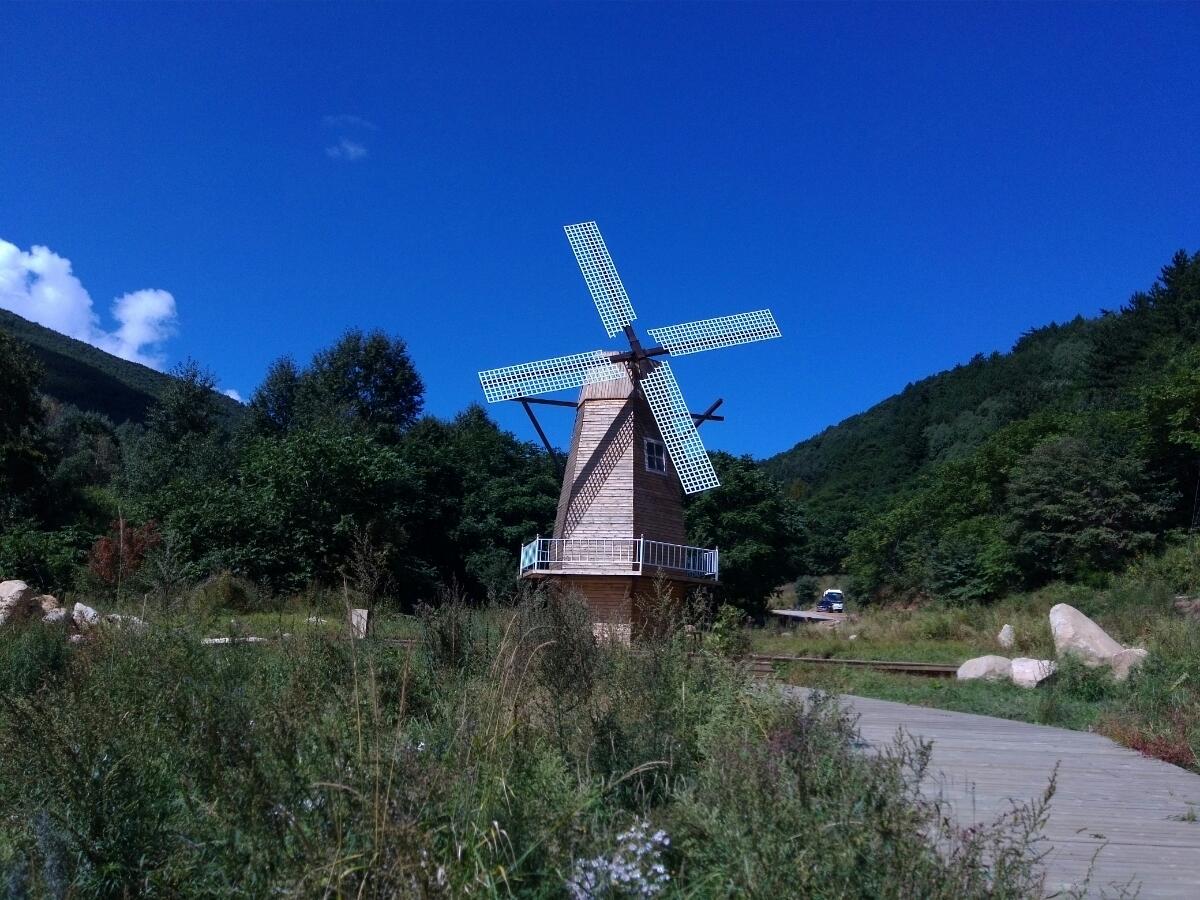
[{"xmin": 479, "ymin": 222, "xmax": 781, "ymax": 638}]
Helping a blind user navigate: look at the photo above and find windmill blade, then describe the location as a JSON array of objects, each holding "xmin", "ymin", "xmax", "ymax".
[
  {"xmin": 640, "ymin": 361, "xmax": 720, "ymax": 494},
  {"xmin": 564, "ymin": 221, "xmax": 637, "ymax": 338},
  {"xmin": 647, "ymin": 309, "xmax": 781, "ymax": 356},
  {"xmin": 479, "ymin": 350, "xmax": 626, "ymax": 403}
]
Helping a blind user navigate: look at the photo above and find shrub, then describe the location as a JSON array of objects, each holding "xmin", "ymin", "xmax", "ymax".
[
  {"xmin": 0, "ymin": 524, "xmax": 89, "ymax": 595},
  {"xmin": 1052, "ymin": 655, "xmax": 1123, "ymax": 704},
  {"xmin": 706, "ymin": 603, "xmax": 752, "ymax": 658},
  {"xmin": 86, "ymin": 519, "xmax": 161, "ymax": 586},
  {"xmin": 189, "ymin": 570, "xmax": 265, "ymax": 614},
  {"xmin": 793, "ymin": 574, "xmax": 820, "ymax": 607}
]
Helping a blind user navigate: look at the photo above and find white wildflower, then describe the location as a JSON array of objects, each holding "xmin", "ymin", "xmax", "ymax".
[{"xmin": 566, "ymin": 820, "xmax": 671, "ymax": 898}]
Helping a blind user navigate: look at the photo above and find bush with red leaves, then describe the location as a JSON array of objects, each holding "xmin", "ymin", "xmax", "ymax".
[
  {"xmin": 1100, "ymin": 708, "xmax": 1198, "ymax": 770},
  {"xmin": 88, "ymin": 519, "xmax": 162, "ymax": 586}
]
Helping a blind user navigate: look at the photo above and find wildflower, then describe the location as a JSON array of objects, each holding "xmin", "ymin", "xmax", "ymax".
[{"xmin": 566, "ymin": 820, "xmax": 670, "ymax": 898}]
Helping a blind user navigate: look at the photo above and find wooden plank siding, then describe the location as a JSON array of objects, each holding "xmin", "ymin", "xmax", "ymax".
[
  {"xmin": 544, "ymin": 374, "xmax": 710, "ymax": 629},
  {"xmin": 552, "ymin": 574, "xmax": 688, "ymax": 638},
  {"xmin": 554, "ymin": 373, "xmax": 688, "ymax": 546}
]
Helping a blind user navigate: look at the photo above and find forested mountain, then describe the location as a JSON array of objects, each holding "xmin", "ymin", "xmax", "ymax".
[
  {"xmin": 765, "ymin": 249, "xmax": 1200, "ymax": 599},
  {"xmin": 0, "ymin": 308, "xmax": 241, "ymax": 424}
]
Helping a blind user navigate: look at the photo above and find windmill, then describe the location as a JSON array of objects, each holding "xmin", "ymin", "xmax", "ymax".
[{"xmin": 479, "ymin": 221, "xmax": 781, "ymax": 637}]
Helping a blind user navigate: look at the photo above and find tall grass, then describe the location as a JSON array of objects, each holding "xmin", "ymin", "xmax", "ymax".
[{"xmin": 0, "ymin": 590, "xmax": 1051, "ymax": 897}]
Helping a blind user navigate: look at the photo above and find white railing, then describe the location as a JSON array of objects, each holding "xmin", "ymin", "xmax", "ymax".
[{"xmin": 519, "ymin": 536, "xmax": 718, "ymax": 579}]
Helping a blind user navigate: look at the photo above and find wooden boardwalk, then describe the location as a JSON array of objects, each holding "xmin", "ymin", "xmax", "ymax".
[{"xmin": 787, "ymin": 688, "xmax": 1200, "ymax": 898}]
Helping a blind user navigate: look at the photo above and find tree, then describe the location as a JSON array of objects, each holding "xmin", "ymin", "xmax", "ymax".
[
  {"xmin": 250, "ymin": 331, "xmax": 425, "ymax": 440},
  {"xmin": 150, "ymin": 359, "xmax": 222, "ymax": 442},
  {"xmin": 247, "ymin": 357, "xmax": 301, "ymax": 435},
  {"xmin": 926, "ymin": 516, "xmax": 1019, "ymax": 602},
  {"xmin": 0, "ymin": 332, "xmax": 49, "ymax": 522},
  {"xmin": 686, "ymin": 452, "xmax": 806, "ymax": 617},
  {"xmin": 122, "ymin": 359, "xmax": 230, "ymax": 503},
  {"xmin": 307, "ymin": 330, "xmax": 424, "ymax": 435},
  {"xmin": 157, "ymin": 423, "xmax": 433, "ymax": 595},
  {"xmin": 442, "ymin": 406, "xmax": 558, "ymax": 600},
  {"xmin": 0, "ymin": 332, "xmax": 43, "ymax": 444},
  {"xmin": 395, "ymin": 406, "xmax": 558, "ymax": 600},
  {"xmin": 1005, "ymin": 431, "xmax": 1176, "ymax": 582}
]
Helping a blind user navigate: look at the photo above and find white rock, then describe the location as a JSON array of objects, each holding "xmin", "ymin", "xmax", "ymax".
[
  {"xmin": 68, "ymin": 633, "xmax": 87, "ymax": 644},
  {"xmin": 349, "ymin": 608, "xmax": 370, "ymax": 639},
  {"xmin": 201, "ymin": 635, "xmax": 268, "ymax": 645},
  {"xmin": 1049, "ymin": 604, "xmax": 1124, "ymax": 666},
  {"xmin": 957, "ymin": 655, "xmax": 1013, "ymax": 682},
  {"xmin": 73, "ymin": 603, "xmax": 101, "ymax": 629},
  {"xmin": 305, "ymin": 616, "xmax": 327, "ymax": 625},
  {"xmin": 0, "ymin": 580, "xmax": 37, "ymax": 625},
  {"xmin": 1110, "ymin": 648, "xmax": 1148, "ymax": 682},
  {"xmin": 848, "ymin": 633, "xmax": 859, "ymax": 641},
  {"xmin": 1011, "ymin": 657, "xmax": 1057, "ymax": 688},
  {"xmin": 42, "ymin": 608, "xmax": 69, "ymax": 625},
  {"xmin": 103, "ymin": 613, "xmax": 148, "ymax": 632},
  {"xmin": 0, "ymin": 580, "xmax": 31, "ymax": 603},
  {"xmin": 997, "ymin": 624, "xmax": 1015, "ymax": 650}
]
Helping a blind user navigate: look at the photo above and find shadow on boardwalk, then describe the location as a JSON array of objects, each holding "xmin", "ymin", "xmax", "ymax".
[{"xmin": 786, "ymin": 687, "xmax": 1200, "ymax": 898}]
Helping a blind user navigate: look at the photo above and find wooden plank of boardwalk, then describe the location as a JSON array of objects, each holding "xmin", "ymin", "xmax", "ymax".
[{"xmin": 786, "ymin": 688, "xmax": 1200, "ymax": 898}]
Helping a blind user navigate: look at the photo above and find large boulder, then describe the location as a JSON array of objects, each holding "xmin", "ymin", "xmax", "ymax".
[
  {"xmin": 957, "ymin": 655, "xmax": 1012, "ymax": 682},
  {"xmin": 1011, "ymin": 657, "xmax": 1057, "ymax": 688},
  {"xmin": 0, "ymin": 580, "xmax": 31, "ymax": 603},
  {"xmin": 0, "ymin": 580, "xmax": 37, "ymax": 626},
  {"xmin": 1110, "ymin": 648, "xmax": 1148, "ymax": 682},
  {"xmin": 73, "ymin": 602, "xmax": 101, "ymax": 630},
  {"xmin": 1049, "ymin": 604, "xmax": 1124, "ymax": 666},
  {"xmin": 997, "ymin": 624, "xmax": 1015, "ymax": 650},
  {"xmin": 42, "ymin": 608, "xmax": 70, "ymax": 625}
]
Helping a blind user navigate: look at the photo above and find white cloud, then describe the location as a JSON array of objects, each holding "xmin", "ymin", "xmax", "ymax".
[
  {"xmin": 222, "ymin": 388, "xmax": 243, "ymax": 402},
  {"xmin": 322, "ymin": 114, "xmax": 378, "ymax": 131},
  {"xmin": 0, "ymin": 239, "xmax": 178, "ymax": 369},
  {"xmin": 325, "ymin": 137, "xmax": 368, "ymax": 161}
]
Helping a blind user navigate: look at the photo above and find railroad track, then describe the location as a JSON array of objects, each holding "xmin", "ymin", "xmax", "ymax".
[
  {"xmin": 748, "ymin": 654, "xmax": 958, "ymax": 678},
  {"xmin": 382, "ymin": 639, "xmax": 959, "ymax": 679}
]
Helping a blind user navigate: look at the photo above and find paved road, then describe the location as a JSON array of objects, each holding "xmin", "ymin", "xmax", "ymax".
[{"xmin": 787, "ymin": 688, "xmax": 1200, "ymax": 898}]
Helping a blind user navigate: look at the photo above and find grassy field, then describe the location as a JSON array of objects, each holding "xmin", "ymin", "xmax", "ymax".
[
  {"xmin": 768, "ymin": 541, "xmax": 1200, "ymax": 771},
  {"xmin": 0, "ymin": 594, "xmax": 1053, "ymax": 897},
  {"xmin": 773, "ymin": 661, "xmax": 1105, "ymax": 733}
]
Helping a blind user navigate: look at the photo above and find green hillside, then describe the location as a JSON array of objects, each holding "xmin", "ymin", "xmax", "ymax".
[
  {"xmin": 0, "ymin": 308, "xmax": 240, "ymax": 423},
  {"xmin": 764, "ymin": 249, "xmax": 1200, "ymax": 598}
]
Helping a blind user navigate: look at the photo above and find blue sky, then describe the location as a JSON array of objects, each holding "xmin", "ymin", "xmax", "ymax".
[{"xmin": 2, "ymin": 2, "xmax": 1197, "ymax": 458}]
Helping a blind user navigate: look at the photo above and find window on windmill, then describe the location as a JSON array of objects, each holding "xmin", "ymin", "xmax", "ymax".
[{"xmin": 644, "ymin": 438, "xmax": 667, "ymax": 474}]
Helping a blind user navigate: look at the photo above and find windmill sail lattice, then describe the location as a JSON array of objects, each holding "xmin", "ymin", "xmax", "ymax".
[
  {"xmin": 639, "ymin": 361, "xmax": 720, "ymax": 493},
  {"xmin": 478, "ymin": 221, "xmax": 782, "ymax": 495},
  {"xmin": 564, "ymin": 221, "xmax": 637, "ymax": 338},
  {"xmin": 479, "ymin": 350, "xmax": 626, "ymax": 403},
  {"xmin": 648, "ymin": 309, "xmax": 780, "ymax": 356}
]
